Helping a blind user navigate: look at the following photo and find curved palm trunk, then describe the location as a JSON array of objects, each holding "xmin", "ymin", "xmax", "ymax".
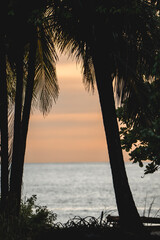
[
  {"xmin": 0, "ymin": 36, "xmax": 9, "ymax": 213},
  {"xmin": 93, "ymin": 55, "xmax": 144, "ymax": 233}
]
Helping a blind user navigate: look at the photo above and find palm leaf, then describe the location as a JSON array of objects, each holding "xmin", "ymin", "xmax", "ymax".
[
  {"xmin": 33, "ymin": 24, "xmax": 59, "ymax": 115},
  {"xmin": 8, "ymin": 105, "xmax": 14, "ymax": 169},
  {"xmin": 5, "ymin": 59, "xmax": 16, "ymax": 168},
  {"xmin": 51, "ymin": 0, "xmax": 160, "ymax": 108},
  {"xmin": 50, "ymin": 2, "xmax": 96, "ymax": 92}
]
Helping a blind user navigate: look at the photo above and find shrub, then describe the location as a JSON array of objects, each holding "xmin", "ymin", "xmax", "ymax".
[{"xmin": 0, "ymin": 195, "xmax": 57, "ymax": 240}]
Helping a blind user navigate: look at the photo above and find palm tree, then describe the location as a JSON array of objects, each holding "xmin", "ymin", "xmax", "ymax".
[
  {"xmin": 9, "ymin": 25, "xmax": 59, "ymax": 215},
  {"xmin": 0, "ymin": 1, "xmax": 59, "ymax": 215},
  {"xmin": 51, "ymin": 0, "xmax": 159, "ymax": 233}
]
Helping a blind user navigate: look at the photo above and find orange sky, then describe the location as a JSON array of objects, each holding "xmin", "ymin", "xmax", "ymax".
[{"xmin": 25, "ymin": 53, "xmax": 128, "ymax": 163}]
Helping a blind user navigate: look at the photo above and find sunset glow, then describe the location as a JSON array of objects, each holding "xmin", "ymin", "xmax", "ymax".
[
  {"xmin": 25, "ymin": 111, "xmax": 108, "ymax": 162},
  {"xmin": 25, "ymin": 54, "xmax": 126, "ymax": 163}
]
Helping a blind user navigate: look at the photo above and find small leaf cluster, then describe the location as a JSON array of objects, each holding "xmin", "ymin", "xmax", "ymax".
[{"xmin": 117, "ymin": 79, "xmax": 160, "ymax": 174}]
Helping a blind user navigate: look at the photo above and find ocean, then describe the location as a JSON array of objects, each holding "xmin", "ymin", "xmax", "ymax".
[{"xmin": 21, "ymin": 162, "xmax": 160, "ymax": 223}]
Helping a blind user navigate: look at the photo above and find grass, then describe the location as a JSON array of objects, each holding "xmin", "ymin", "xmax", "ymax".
[
  {"xmin": 143, "ymin": 196, "xmax": 160, "ymax": 219},
  {"xmin": 1, "ymin": 195, "xmax": 160, "ymax": 240}
]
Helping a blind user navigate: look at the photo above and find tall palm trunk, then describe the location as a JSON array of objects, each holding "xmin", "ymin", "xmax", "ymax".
[
  {"xmin": 0, "ymin": 36, "xmax": 9, "ymax": 213},
  {"xmin": 92, "ymin": 53, "xmax": 144, "ymax": 233},
  {"xmin": 9, "ymin": 46, "xmax": 24, "ymax": 215},
  {"xmin": 16, "ymin": 36, "xmax": 37, "ymax": 213},
  {"xmin": 9, "ymin": 36, "xmax": 37, "ymax": 215}
]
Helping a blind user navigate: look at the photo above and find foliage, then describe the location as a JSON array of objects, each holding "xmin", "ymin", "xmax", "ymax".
[
  {"xmin": 0, "ymin": 0, "xmax": 59, "ymax": 215},
  {"xmin": 0, "ymin": 196, "xmax": 115, "ymax": 240},
  {"xmin": 6, "ymin": 1, "xmax": 59, "ymax": 115},
  {"xmin": 51, "ymin": 0, "xmax": 160, "ymax": 232},
  {"xmin": 52, "ymin": 0, "xmax": 160, "ymax": 100},
  {"xmin": 1, "ymin": 0, "xmax": 160, "ymax": 234},
  {"xmin": 57, "ymin": 211, "xmax": 110, "ymax": 229},
  {"xmin": 117, "ymin": 78, "xmax": 160, "ymax": 174},
  {"xmin": 0, "ymin": 195, "xmax": 57, "ymax": 240}
]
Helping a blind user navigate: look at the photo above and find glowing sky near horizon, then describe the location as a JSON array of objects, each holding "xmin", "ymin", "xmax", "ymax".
[{"xmin": 25, "ymin": 53, "xmax": 128, "ymax": 163}]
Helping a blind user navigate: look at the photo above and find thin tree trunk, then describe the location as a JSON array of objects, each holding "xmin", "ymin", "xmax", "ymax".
[
  {"xmin": 92, "ymin": 54, "xmax": 144, "ymax": 234},
  {"xmin": 13, "ymin": 35, "xmax": 37, "ymax": 213},
  {"xmin": 9, "ymin": 46, "xmax": 24, "ymax": 215},
  {"xmin": 0, "ymin": 35, "xmax": 9, "ymax": 213}
]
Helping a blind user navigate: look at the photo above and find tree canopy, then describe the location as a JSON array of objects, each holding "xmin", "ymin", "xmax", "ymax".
[
  {"xmin": 51, "ymin": 0, "xmax": 160, "ymax": 101},
  {"xmin": 117, "ymin": 77, "xmax": 160, "ymax": 175},
  {"xmin": 1, "ymin": 1, "xmax": 160, "ymax": 234}
]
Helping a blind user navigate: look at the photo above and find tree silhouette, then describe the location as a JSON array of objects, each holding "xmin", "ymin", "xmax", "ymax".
[
  {"xmin": 51, "ymin": 0, "xmax": 160, "ymax": 233},
  {"xmin": 0, "ymin": 1, "xmax": 59, "ymax": 215}
]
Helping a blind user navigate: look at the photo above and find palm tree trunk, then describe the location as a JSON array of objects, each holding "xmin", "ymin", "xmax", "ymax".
[
  {"xmin": 92, "ymin": 54, "xmax": 144, "ymax": 233},
  {"xmin": 0, "ymin": 35, "xmax": 9, "ymax": 213},
  {"xmin": 14, "ymin": 35, "xmax": 37, "ymax": 213},
  {"xmin": 9, "ymin": 46, "xmax": 24, "ymax": 215}
]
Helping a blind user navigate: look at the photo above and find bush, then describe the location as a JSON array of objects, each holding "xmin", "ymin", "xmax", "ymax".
[{"xmin": 0, "ymin": 195, "xmax": 57, "ymax": 240}]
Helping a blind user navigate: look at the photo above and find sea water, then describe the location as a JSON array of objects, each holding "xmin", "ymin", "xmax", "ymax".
[{"xmin": 21, "ymin": 162, "xmax": 160, "ymax": 223}]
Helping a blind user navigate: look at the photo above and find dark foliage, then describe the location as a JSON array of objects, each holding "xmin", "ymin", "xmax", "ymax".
[
  {"xmin": 1, "ymin": 195, "xmax": 160, "ymax": 240},
  {"xmin": 117, "ymin": 79, "xmax": 160, "ymax": 174}
]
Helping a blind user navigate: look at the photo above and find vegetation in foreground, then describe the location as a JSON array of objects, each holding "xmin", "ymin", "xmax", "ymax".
[
  {"xmin": 1, "ymin": 0, "xmax": 160, "ymax": 235},
  {"xmin": 1, "ymin": 195, "xmax": 160, "ymax": 240},
  {"xmin": 0, "ymin": 195, "xmax": 57, "ymax": 240}
]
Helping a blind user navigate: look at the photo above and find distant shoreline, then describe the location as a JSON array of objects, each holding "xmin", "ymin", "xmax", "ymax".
[
  {"xmin": 24, "ymin": 161, "xmax": 108, "ymax": 164},
  {"xmin": 24, "ymin": 161, "xmax": 134, "ymax": 164}
]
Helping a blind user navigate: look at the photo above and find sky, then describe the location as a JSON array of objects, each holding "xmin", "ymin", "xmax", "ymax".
[{"xmin": 25, "ymin": 53, "xmax": 128, "ymax": 163}]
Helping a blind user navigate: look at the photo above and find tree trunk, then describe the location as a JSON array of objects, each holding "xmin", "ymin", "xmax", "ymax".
[
  {"xmin": 92, "ymin": 54, "xmax": 144, "ymax": 233},
  {"xmin": 9, "ymin": 35, "xmax": 37, "ymax": 215},
  {"xmin": 15, "ymin": 36, "xmax": 37, "ymax": 213},
  {"xmin": 0, "ymin": 35, "xmax": 9, "ymax": 213},
  {"xmin": 9, "ymin": 46, "xmax": 24, "ymax": 215}
]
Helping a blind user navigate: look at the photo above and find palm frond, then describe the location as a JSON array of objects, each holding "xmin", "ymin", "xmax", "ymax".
[
  {"xmin": 6, "ymin": 59, "xmax": 16, "ymax": 103},
  {"xmin": 5, "ymin": 58, "xmax": 17, "ymax": 169},
  {"xmin": 8, "ymin": 104, "xmax": 14, "ymax": 169},
  {"xmin": 51, "ymin": 0, "xmax": 160, "ymax": 108},
  {"xmin": 80, "ymin": 47, "xmax": 96, "ymax": 92},
  {"xmin": 33, "ymin": 24, "xmax": 59, "ymax": 115},
  {"xmin": 51, "ymin": 3, "xmax": 96, "ymax": 92}
]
